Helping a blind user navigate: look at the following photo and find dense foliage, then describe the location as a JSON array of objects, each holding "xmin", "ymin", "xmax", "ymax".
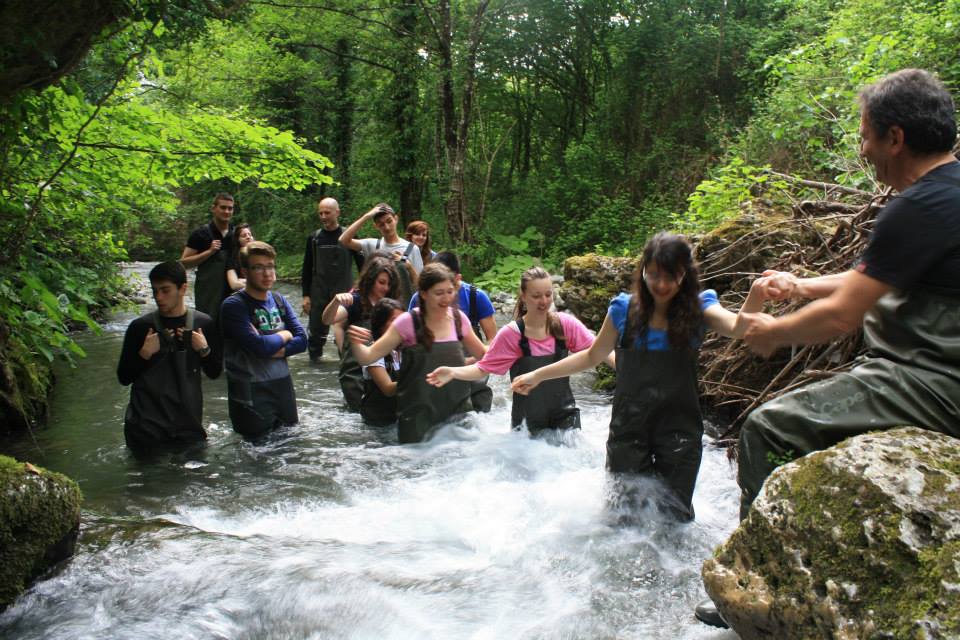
[{"xmin": 1, "ymin": 0, "xmax": 958, "ymax": 431}]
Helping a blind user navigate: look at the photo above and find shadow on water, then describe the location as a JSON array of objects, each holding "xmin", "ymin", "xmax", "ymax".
[{"xmin": 0, "ymin": 264, "xmax": 741, "ymax": 640}]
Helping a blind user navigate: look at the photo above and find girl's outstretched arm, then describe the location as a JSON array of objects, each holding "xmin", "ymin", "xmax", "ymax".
[
  {"xmin": 427, "ymin": 364, "xmax": 486, "ymax": 387},
  {"xmin": 703, "ymin": 279, "xmax": 768, "ymax": 338},
  {"xmin": 349, "ymin": 324, "xmax": 403, "ymax": 366},
  {"xmin": 511, "ymin": 313, "xmax": 618, "ymax": 395}
]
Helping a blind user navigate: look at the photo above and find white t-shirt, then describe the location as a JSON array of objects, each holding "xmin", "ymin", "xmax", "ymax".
[
  {"xmin": 358, "ymin": 238, "xmax": 424, "ymax": 274},
  {"xmin": 362, "ymin": 352, "xmax": 401, "ymax": 380}
]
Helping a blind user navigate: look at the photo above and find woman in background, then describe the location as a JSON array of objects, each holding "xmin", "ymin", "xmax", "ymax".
[{"xmin": 226, "ymin": 223, "xmax": 254, "ymax": 291}]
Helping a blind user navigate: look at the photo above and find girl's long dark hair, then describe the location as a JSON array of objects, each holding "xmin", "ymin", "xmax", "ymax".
[
  {"xmin": 356, "ymin": 256, "xmax": 399, "ymax": 319},
  {"xmin": 415, "ymin": 262, "xmax": 457, "ymax": 351},
  {"xmin": 370, "ymin": 298, "xmax": 404, "ymax": 340},
  {"xmin": 370, "ymin": 298, "xmax": 404, "ymax": 369},
  {"xmin": 512, "ymin": 266, "xmax": 565, "ymax": 342},
  {"xmin": 629, "ymin": 232, "xmax": 702, "ymax": 351}
]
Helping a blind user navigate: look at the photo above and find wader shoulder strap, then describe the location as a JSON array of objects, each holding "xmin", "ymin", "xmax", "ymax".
[
  {"xmin": 517, "ymin": 317, "xmax": 567, "ymax": 358},
  {"xmin": 516, "ymin": 319, "xmax": 531, "ymax": 357},
  {"xmin": 271, "ymin": 292, "xmax": 287, "ymax": 323},
  {"xmin": 376, "ymin": 238, "xmax": 382, "ymax": 250},
  {"xmin": 467, "ymin": 284, "xmax": 479, "ymax": 326},
  {"xmin": 404, "ymin": 242, "xmax": 415, "ymax": 258},
  {"xmin": 151, "ymin": 310, "xmax": 193, "ymax": 350},
  {"xmin": 619, "ymin": 311, "xmax": 632, "ymax": 350},
  {"xmin": 411, "ymin": 309, "xmax": 463, "ymax": 344}
]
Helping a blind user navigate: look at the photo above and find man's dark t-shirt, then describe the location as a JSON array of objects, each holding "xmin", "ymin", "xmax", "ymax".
[
  {"xmin": 859, "ymin": 161, "xmax": 960, "ymax": 293},
  {"xmin": 117, "ymin": 311, "xmax": 222, "ymax": 385},
  {"xmin": 186, "ymin": 223, "xmax": 233, "ymax": 256}
]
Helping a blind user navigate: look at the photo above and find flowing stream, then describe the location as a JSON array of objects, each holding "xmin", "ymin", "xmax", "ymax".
[{"xmin": 1, "ymin": 264, "xmax": 741, "ymax": 639}]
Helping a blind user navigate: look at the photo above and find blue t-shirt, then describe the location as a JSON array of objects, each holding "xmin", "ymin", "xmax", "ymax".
[
  {"xmin": 608, "ymin": 290, "xmax": 718, "ymax": 351},
  {"xmin": 407, "ymin": 282, "xmax": 494, "ymax": 323},
  {"xmin": 221, "ymin": 290, "xmax": 308, "ymax": 359}
]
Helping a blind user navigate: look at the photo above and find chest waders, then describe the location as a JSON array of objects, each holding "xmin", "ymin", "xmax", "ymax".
[
  {"xmin": 737, "ymin": 286, "xmax": 960, "ymax": 519},
  {"xmin": 225, "ymin": 292, "xmax": 298, "ymax": 438},
  {"xmin": 462, "ymin": 284, "xmax": 493, "ymax": 413},
  {"xmin": 508, "ymin": 319, "xmax": 580, "ymax": 433},
  {"xmin": 194, "ymin": 223, "xmax": 230, "ymax": 325},
  {"xmin": 338, "ymin": 292, "xmax": 366, "ymax": 412},
  {"xmin": 395, "ymin": 313, "xmax": 472, "ymax": 443},
  {"xmin": 361, "ymin": 355, "xmax": 399, "ymax": 427},
  {"xmin": 376, "ymin": 239, "xmax": 415, "ymax": 307},
  {"xmin": 309, "ymin": 233, "xmax": 355, "ymax": 358},
  {"xmin": 610, "ymin": 323, "xmax": 703, "ymax": 522},
  {"xmin": 124, "ymin": 310, "xmax": 205, "ymax": 453}
]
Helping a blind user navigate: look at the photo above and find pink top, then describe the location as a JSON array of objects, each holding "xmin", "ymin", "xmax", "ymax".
[
  {"xmin": 476, "ymin": 312, "xmax": 595, "ymax": 375},
  {"xmin": 393, "ymin": 308, "xmax": 474, "ymax": 347}
]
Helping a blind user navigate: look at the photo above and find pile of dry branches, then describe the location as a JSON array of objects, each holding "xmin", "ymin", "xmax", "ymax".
[{"xmin": 695, "ymin": 172, "xmax": 893, "ymax": 443}]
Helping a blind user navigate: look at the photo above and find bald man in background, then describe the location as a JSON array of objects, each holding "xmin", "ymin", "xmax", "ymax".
[{"xmin": 301, "ymin": 198, "xmax": 363, "ymax": 361}]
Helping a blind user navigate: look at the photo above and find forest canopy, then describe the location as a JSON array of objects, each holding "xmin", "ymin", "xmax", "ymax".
[{"xmin": 1, "ymin": 0, "xmax": 958, "ymax": 378}]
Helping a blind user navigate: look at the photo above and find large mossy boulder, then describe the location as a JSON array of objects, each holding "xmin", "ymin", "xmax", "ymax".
[
  {"xmin": 702, "ymin": 427, "xmax": 960, "ymax": 639},
  {"xmin": 561, "ymin": 254, "xmax": 637, "ymax": 331},
  {"xmin": 0, "ymin": 455, "xmax": 82, "ymax": 608}
]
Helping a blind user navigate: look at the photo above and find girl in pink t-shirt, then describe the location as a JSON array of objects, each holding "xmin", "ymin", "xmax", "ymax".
[
  {"xmin": 349, "ymin": 263, "xmax": 486, "ymax": 443},
  {"xmin": 427, "ymin": 266, "xmax": 610, "ymax": 434}
]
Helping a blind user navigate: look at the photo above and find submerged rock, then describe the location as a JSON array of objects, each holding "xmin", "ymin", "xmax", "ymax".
[
  {"xmin": 702, "ymin": 427, "xmax": 960, "ymax": 639},
  {"xmin": 0, "ymin": 455, "xmax": 82, "ymax": 608}
]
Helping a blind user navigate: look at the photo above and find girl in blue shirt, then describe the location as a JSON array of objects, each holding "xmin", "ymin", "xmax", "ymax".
[{"xmin": 512, "ymin": 232, "xmax": 765, "ymax": 521}]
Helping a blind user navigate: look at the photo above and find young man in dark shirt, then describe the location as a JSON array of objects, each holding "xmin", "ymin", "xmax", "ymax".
[
  {"xmin": 180, "ymin": 192, "xmax": 235, "ymax": 325},
  {"xmin": 221, "ymin": 241, "xmax": 307, "ymax": 438},
  {"xmin": 117, "ymin": 261, "xmax": 221, "ymax": 456},
  {"xmin": 301, "ymin": 197, "xmax": 363, "ymax": 361}
]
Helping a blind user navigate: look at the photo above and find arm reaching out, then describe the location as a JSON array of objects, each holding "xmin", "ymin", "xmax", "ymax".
[
  {"xmin": 349, "ymin": 324, "xmax": 403, "ymax": 366},
  {"xmin": 511, "ymin": 313, "xmax": 619, "ymax": 395},
  {"xmin": 427, "ymin": 364, "xmax": 486, "ymax": 387}
]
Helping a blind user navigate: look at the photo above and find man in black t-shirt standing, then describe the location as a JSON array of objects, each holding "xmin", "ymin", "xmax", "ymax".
[
  {"xmin": 695, "ymin": 67, "xmax": 960, "ymax": 630},
  {"xmin": 301, "ymin": 197, "xmax": 363, "ymax": 361},
  {"xmin": 180, "ymin": 192, "xmax": 235, "ymax": 325},
  {"xmin": 117, "ymin": 261, "xmax": 221, "ymax": 456}
]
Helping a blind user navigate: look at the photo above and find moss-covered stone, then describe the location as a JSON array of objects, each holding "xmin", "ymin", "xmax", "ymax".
[
  {"xmin": 703, "ymin": 427, "xmax": 960, "ymax": 639},
  {"xmin": 561, "ymin": 253, "xmax": 636, "ymax": 331},
  {"xmin": 0, "ymin": 325, "xmax": 54, "ymax": 436},
  {"xmin": 0, "ymin": 455, "xmax": 82, "ymax": 608}
]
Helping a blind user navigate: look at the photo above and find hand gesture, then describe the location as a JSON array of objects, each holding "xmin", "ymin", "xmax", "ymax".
[
  {"xmin": 139, "ymin": 328, "xmax": 160, "ymax": 360},
  {"xmin": 742, "ymin": 312, "xmax": 780, "ymax": 358},
  {"xmin": 346, "ymin": 325, "xmax": 372, "ymax": 345},
  {"xmin": 190, "ymin": 327, "xmax": 209, "ymax": 352},
  {"xmin": 426, "ymin": 367, "xmax": 453, "ymax": 387},
  {"xmin": 511, "ymin": 372, "xmax": 540, "ymax": 395},
  {"xmin": 302, "ymin": 296, "xmax": 312, "ymax": 314},
  {"xmin": 335, "ymin": 292, "xmax": 355, "ymax": 307},
  {"xmin": 209, "ymin": 239, "xmax": 222, "ymax": 253},
  {"xmin": 756, "ymin": 270, "xmax": 797, "ymax": 302}
]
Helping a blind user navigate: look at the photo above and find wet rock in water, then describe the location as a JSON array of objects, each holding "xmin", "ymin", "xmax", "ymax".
[
  {"xmin": 702, "ymin": 427, "xmax": 960, "ymax": 639},
  {"xmin": 0, "ymin": 455, "xmax": 82, "ymax": 608}
]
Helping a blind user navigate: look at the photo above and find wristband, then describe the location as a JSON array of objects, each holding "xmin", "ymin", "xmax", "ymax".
[{"xmin": 198, "ymin": 346, "xmax": 212, "ymax": 357}]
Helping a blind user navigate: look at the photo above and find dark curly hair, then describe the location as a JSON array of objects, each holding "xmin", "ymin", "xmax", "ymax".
[
  {"xmin": 356, "ymin": 255, "xmax": 399, "ymax": 319},
  {"xmin": 859, "ymin": 69, "xmax": 957, "ymax": 154},
  {"xmin": 628, "ymin": 232, "xmax": 703, "ymax": 351}
]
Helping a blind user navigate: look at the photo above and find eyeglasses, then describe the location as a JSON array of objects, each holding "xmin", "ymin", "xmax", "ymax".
[
  {"xmin": 248, "ymin": 264, "xmax": 276, "ymax": 273},
  {"xmin": 642, "ymin": 268, "xmax": 684, "ymax": 286}
]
